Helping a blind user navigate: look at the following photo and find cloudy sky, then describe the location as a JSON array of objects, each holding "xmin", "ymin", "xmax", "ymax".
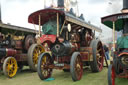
[{"xmin": 1, "ymin": 0, "xmax": 122, "ymax": 39}]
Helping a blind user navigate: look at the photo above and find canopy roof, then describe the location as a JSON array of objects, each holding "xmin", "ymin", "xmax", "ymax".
[
  {"xmin": 28, "ymin": 8, "xmax": 102, "ymax": 33},
  {"xmin": 101, "ymin": 13, "xmax": 128, "ymax": 31},
  {"xmin": 0, "ymin": 22, "xmax": 37, "ymax": 35}
]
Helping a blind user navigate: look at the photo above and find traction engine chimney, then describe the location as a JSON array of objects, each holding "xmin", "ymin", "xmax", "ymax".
[
  {"xmin": 57, "ymin": 0, "xmax": 64, "ymax": 8},
  {"xmin": 57, "ymin": 0, "xmax": 64, "ymax": 10},
  {"xmin": 122, "ymin": 0, "xmax": 128, "ymax": 34},
  {"xmin": 122, "ymin": 0, "xmax": 128, "ymax": 13},
  {"xmin": 123, "ymin": 0, "xmax": 128, "ymax": 10}
]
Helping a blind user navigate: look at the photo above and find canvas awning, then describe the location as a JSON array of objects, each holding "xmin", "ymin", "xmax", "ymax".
[{"xmin": 101, "ymin": 13, "xmax": 128, "ymax": 31}]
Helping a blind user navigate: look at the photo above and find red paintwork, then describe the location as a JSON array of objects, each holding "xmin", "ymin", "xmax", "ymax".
[
  {"xmin": 76, "ymin": 56, "xmax": 83, "ymax": 80},
  {"xmin": 6, "ymin": 49, "xmax": 17, "ymax": 56},
  {"xmin": 118, "ymin": 52, "xmax": 128, "ymax": 57},
  {"xmin": 80, "ymin": 52, "xmax": 89, "ymax": 61},
  {"xmin": 111, "ymin": 66, "xmax": 115, "ymax": 85},
  {"xmin": 98, "ymin": 56, "xmax": 104, "ymax": 72},
  {"xmin": 40, "ymin": 35, "xmax": 56, "ymax": 44},
  {"xmin": 28, "ymin": 8, "xmax": 65, "ymax": 25},
  {"xmin": 55, "ymin": 56, "xmax": 71, "ymax": 63}
]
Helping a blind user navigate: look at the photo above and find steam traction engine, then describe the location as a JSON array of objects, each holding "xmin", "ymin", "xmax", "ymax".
[
  {"xmin": 102, "ymin": 0, "xmax": 128, "ymax": 85},
  {"xmin": 0, "ymin": 22, "xmax": 44, "ymax": 78},
  {"xmin": 28, "ymin": 1, "xmax": 105, "ymax": 81}
]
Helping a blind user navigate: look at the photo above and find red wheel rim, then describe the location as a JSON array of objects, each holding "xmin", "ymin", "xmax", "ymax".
[
  {"xmin": 41, "ymin": 55, "xmax": 52, "ymax": 79},
  {"xmin": 96, "ymin": 42, "xmax": 104, "ymax": 71},
  {"xmin": 111, "ymin": 66, "xmax": 115, "ymax": 85},
  {"xmin": 75, "ymin": 55, "xmax": 83, "ymax": 80}
]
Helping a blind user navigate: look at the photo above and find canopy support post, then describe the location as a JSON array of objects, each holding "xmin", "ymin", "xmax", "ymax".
[
  {"xmin": 60, "ymin": 20, "xmax": 66, "ymax": 34},
  {"xmin": 57, "ymin": 13, "xmax": 59, "ymax": 37},
  {"xmin": 112, "ymin": 21, "xmax": 115, "ymax": 52},
  {"xmin": 39, "ymin": 14, "xmax": 41, "ymax": 37}
]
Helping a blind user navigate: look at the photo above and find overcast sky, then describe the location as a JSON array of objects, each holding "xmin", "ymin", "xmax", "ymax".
[{"xmin": 1, "ymin": 0, "xmax": 122, "ymax": 39}]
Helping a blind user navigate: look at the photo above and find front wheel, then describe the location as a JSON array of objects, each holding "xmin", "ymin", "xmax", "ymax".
[
  {"xmin": 108, "ymin": 65, "xmax": 116, "ymax": 85},
  {"xmin": 70, "ymin": 52, "xmax": 83, "ymax": 81},
  {"xmin": 90, "ymin": 39, "xmax": 104, "ymax": 72},
  {"xmin": 37, "ymin": 52, "xmax": 53, "ymax": 80},
  {"xmin": 3, "ymin": 57, "xmax": 18, "ymax": 78},
  {"xmin": 27, "ymin": 44, "xmax": 45, "ymax": 71}
]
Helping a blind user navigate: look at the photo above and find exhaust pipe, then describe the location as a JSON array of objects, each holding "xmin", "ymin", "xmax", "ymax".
[
  {"xmin": 57, "ymin": 0, "xmax": 64, "ymax": 11},
  {"xmin": 57, "ymin": 0, "xmax": 64, "ymax": 8}
]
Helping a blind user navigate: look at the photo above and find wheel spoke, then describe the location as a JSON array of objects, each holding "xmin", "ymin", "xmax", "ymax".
[
  {"xmin": 97, "ymin": 49, "xmax": 102, "ymax": 53},
  {"xmin": 98, "ymin": 61, "xmax": 102, "ymax": 66},
  {"xmin": 39, "ymin": 54, "xmax": 52, "ymax": 79},
  {"xmin": 75, "ymin": 56, "xmax": 82, "ymax": 80}
]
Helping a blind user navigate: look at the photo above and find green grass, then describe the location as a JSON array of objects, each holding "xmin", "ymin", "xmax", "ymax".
[{"xmin": 0, "ymin": 67, "xmax": 128, "ymax": 85}]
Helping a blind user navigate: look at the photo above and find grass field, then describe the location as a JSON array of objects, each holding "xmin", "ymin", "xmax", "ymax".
[{"xmin": 0, "ymin": 67, "xmax": 128, "ymax": 85}]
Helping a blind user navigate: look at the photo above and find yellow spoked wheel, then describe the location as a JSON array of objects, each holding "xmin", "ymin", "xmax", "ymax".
[
  {"xmin": 3, "ymin": 57, "xmax": 18, "ymax": 78},
  {"xmin": 28, "ymin": 44, "xmax": 45, "ymax": 71}
]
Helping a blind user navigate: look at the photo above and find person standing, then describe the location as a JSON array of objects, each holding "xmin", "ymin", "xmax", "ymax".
[{"xmin": 103, "ymin": 44, "xmax": 110, "ymax": 60}]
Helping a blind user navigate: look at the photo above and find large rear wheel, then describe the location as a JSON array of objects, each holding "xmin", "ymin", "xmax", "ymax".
[
  {"xmin": 27, "ymin": 44, "xmax": 45, "ymax": 71},
  {"xmin": 24, "ymin": 35, "xmax": 35, "ymax": 50},
  {"xmin": 108, "ymin": 64, "xmax": 116, "ymax": 85},
  {"xmin": 90, "ymin": 40, "xmax": 104, "ymax": 72},
  {"xmin": 37, "ymin": 52, "xmax": 53, "ymax": 80},
  {"xmin": 3, "ymin": 57, "xmax": 18, "ymax": 78},
  {"xmin": 70, "ymin": 52, "xmax": 83, "ymax": 81}
]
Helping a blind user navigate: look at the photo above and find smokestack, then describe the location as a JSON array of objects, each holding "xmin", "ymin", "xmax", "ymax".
[
  {"xmin": 121, "ymin": 0, "xmax": 128, "ymax": 13},
  {"xmin": 122, "ymin": 0, "xmax": 128, "ymax": 34},
  {"xmin": 123, "ymin": 0, "xmax": 128, "ymax": 9},
  {"xmin": 57, "ymin": 0, "xmax": 64, "ymax": 8}
]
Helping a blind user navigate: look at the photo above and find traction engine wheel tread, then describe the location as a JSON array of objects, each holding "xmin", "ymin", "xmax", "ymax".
[
  {"xmin": 3, "ymin": 57, "xmax": 18, "ymax": 78},
  {"xmin": 24, "ymin": 35, "xmax": 35, "ymax": 50},
  {"xmin": 70, "ymin": 52, "xmax": 83, "ymax": 81},
  {"xmin": 90, "ymin": 39, "xmax": 104, "ymax": 72},
  {"xmin": 37, "ymin": 52, "xmax": 53, "ymax": 80},
  {"xmin": 27, "ymin": 44, "xmax": 45, "ymax": 72},
  {"xmin": 108, "ymin": 64, "xmax": 116, "ymax": 85}
]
